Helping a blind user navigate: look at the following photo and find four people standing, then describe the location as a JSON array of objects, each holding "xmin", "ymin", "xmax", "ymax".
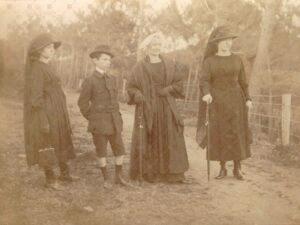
[{"xmin": 23, "ymin": 27, "xmax": 252, "ymax": 189}]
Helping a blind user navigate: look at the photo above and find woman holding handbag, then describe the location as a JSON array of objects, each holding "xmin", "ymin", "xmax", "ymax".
[{"xmin": 24, "ymin": 33, "xmax": 78, "ymax": 190}]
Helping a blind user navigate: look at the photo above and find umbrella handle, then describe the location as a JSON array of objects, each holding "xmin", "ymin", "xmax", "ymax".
[
  {"xmin": 137, "ymin": 102, "xmax": 144, "ymax": 184},
  {"xmin": 206, "ymin": 103, "xmax": 210, "ymax": 182}
]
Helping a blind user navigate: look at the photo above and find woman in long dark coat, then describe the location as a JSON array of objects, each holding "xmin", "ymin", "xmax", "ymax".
[
  {"xmin": 196, "ymin": 26, "xmax": 252, "ymax": 180},
  {"xmin": 127, "ymin": 33, "xmax": 189, "ymax": 183},
  {"xmin": 24, "ymin": 33, "xmax": 78, "ymax": 189}
]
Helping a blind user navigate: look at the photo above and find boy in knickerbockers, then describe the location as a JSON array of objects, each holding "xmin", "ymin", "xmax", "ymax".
[{"xmin": 78, "ymin": 45, "xmax": 128, "ymax": 188}]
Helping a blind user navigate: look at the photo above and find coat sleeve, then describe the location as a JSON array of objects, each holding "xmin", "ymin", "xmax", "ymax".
[
  {"xmin": 199, "ymin": 59, "xmax": 211, "ymax": 96},
  {"xmin": 78, "ymin": 78, "xmax": 92, "ymax": 119},
  {"xmin": 168, "ymin": 62, "xmax": 185, "ymax": 99},
  {"xmin": 31, "ymin": 65, "xmax": 45, "ymax": 109},
  {"xmin": 196, "ymin": 61, "xmax": 207, "ymax": 134},
  {"xmin": 238, "ymin": 58, "xmax": 251, "ymax": 101},
  {"xmin": 127, "ymin": 64, "xmax": 142, "ymax": 105},
  {"xmin": 30, "ymin": 65, "xmax": 49, "ymax": 128}
]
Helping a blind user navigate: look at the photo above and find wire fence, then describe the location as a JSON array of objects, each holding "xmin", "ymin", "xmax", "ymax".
[{"xmin": 176, "ymin": 85, "xmax": 300, "ymax": 146}]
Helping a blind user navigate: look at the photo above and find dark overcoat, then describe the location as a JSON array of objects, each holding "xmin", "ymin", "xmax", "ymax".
[
  {"xmin": 24, "ymin": 61, "xmax": 75, "ymax": 166},
  {"xmin": 127, "ymin": 55, "xmax": 189, "ymax": 179},
  {"xmin": 197, "ymin": 54, "xmax": 252, "ymax": 161}
]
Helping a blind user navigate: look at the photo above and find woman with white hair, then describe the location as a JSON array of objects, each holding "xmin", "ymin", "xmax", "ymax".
[{"xmin": 127, "ymin": 33, "xmax": 189, "ymax": 183}]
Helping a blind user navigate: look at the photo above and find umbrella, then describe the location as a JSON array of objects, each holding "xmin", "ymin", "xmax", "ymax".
[{"xmin": 206, "ymin": 103, "xmax": 211, "ymax": 181}]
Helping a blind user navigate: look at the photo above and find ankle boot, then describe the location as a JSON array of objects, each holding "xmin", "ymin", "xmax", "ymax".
[
  {"xmin": 233, "ymin": 160, "xmax": 244, "ymax": 180},
  {"xmin": 215, "ymin": 161, "xmax": 227, "ymax": 179},
  {"xmin": 44, "ymin": 167, "xmax": 55, "ymax": 183},
  {"xmin": 100, "ymin": 166, "xmax": 112, "ymax": 189},
  {"xmin": 44, "ymin": 168, "xmax": 63, "ymax": 191},
  {"xmin": 58, "ymin": 162, "xmax": 80, "ymax": 182},
  {"xmin": 115, "ymin": 165, "xmax": 129, "ymax": 186}
]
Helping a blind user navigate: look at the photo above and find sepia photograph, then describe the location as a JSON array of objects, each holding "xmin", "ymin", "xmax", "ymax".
[{"xmin": 0, "ymin": 0, "xmax": 300, "ymax": 225}]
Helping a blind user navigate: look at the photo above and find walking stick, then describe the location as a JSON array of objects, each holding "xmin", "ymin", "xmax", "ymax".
[
  {"xmin": 137, "ymin": 102, "xmax": 144, "ymax": 184},
  {"xmin": 206, "ymin": 103, "xmax": 210, "ymax": 182}
]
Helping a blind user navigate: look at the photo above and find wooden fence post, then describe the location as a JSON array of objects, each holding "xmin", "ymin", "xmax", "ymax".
[
  {"xmin": 281, "ymin": 94, "xmax": 291, "ymax": 146},
  {"xmin": 122, "ymin": 78, "xmax": 127, "ymax": 97},
  {"xmin": 268, "ymin": 90, "xmax": 273, "ymax": 141}
]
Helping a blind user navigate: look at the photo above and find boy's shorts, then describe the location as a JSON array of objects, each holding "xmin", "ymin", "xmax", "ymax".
[{"xmin": 92, "ymin": 132, "xmax": 125, "ymax": 158}]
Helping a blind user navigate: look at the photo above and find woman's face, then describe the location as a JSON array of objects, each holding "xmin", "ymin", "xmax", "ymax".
[
  {"xmin": 148, "ymin": 38, "xmax": 162, "ymax": 57},
  {"xmin": 217, "ymin": 38, "xmax": 233, "ymax": 52},
  {"xmin": 40, "ymin": 43, "xmax": 55, "ymax": 60}
]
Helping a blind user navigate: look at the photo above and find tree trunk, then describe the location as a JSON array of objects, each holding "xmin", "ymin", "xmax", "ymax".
[
  {"xmin": 137, "ymin": 0, "xmax": 145, "ymax": 61},
  {"xmin": 249, "ymin": 0, "xmax": 280, "ymax": 94}
]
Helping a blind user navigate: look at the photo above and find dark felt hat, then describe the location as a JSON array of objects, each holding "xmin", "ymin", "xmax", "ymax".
[
  {"xmin": 29, "ymin": 33, "xmax": 61, "ymax": 54},
  {"xmin": 208, "ymin": 26, "xmax": 238, "ymax": 43},
  {"xmin": 89, "ymin": 45, "xmax": 114, "ymax": 58}
]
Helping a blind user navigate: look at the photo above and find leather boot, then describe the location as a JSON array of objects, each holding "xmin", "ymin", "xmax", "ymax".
[
  {"xmin": 58, "ymin": 162, "xmax": 80, "ymax": 182},
  {"xmin": 115, "ymin": 165, "xmax": 129, "ymax": 186},
  {"xmin": 44, "ymin": 168, "xmax": 63, "ymax": 191},
  {"xmin": 233, "ymin": 160, "xmax": 244, "ymax": 180},
  {"xmin": 215, "ymin": 161, "xmax": 227, "ymax": 179},
  {"xmin": 100, "ymin": 166, "xmax": 112, "ymax": 189}
]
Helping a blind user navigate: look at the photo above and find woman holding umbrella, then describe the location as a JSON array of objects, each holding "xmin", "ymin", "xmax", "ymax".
[
  {"xmin": 127, "ymin": 32, "xmax": 189, "ymax": 183},
  {"xmin": 196, "ymin": 26, "xmax": 252, "ymax": 180}
]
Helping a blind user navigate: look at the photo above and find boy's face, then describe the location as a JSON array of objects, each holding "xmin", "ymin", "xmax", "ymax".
[
  {"xmin": 93, "ymin": 53, "xmax": 112, "ymax": 72},
  {"xmin": 40, "ymin": 43, "xmax": 55, "ymax": 60}
]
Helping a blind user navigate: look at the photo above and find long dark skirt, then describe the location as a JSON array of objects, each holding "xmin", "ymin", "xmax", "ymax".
[
  {"xmin": 130, "ymin": 97, "xmax": 189, "ymax": 181},
  {"xmin": 207, "ymin": 86, "xmax": 252, "ymax": 161}
]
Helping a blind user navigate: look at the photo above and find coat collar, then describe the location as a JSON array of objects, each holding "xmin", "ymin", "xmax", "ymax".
[
  {"xmin": 93, "ymin": 70, "xmax": 105, "ymax": 79},
  {"xmin": 142, "ymin": 54, "xmax": 175, "ymax": 85},
  {"xmin": 96, "ymin": 67, "xmax": 106, "ymax": 74},
  {"xmin": 92, "ymin": 70, "xmax": 114, "ymax": 79}
]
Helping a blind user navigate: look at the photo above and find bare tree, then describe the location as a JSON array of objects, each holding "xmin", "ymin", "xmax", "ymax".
[{"xmin": 249, "ymin": 0, "xmax": 281, "ymax": 94}]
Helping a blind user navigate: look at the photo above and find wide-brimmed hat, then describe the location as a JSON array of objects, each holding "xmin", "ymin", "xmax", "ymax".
[
  {"xmin": 89, "ymin": 45, "xmax": 114, "ymax": 58},
  {"xmin": 29, "ymin": 33, "xmax": 61, "ymax": 54},
  {"xmin": 208, "ymin": 26, "xmax": 238, "ymax": 43}
]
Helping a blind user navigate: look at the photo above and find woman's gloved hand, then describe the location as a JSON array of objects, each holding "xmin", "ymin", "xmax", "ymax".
[
  {"xmin": 134, "ymin": 91, "xmax": 145, "ymax": 104},
  {"xmin": 202, "ymin": 94, "xmax": 213, "ymax": 104},
  {"xmin": 246, "ymin": 100, "xmax": 253, "ymax": 109},
  {"xmin": 158, "ymin": 86, "xmax": 173, "ymax": 97}
]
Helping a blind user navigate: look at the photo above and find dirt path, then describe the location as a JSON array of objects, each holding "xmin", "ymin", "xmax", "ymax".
[{"xmin": 0, "ymin": 91, "xmax": 300, "ymax": 225}]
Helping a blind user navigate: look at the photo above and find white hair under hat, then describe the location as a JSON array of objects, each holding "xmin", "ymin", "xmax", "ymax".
[{"xmin": 139, "ymin": 32, "xmax": 164, "ymax": 50}]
